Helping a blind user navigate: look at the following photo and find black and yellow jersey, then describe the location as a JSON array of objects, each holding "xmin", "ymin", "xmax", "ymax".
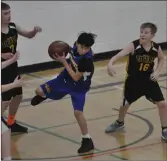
[
  {"xmin": 126, "ymin": 39, "xmax": 159, "ymax": 77},
  {"xmin": 1, "ymin": 22, "xmax": 18, "ymax": 58},
  {"xmin": 1, "ymin": 22, "xmax": 18, "ymax": 70}
]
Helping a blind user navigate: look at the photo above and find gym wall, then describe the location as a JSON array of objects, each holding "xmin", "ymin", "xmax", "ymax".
[{"xmin": 6, "ymin": 1, "xmax": 167, "ymax": 71}]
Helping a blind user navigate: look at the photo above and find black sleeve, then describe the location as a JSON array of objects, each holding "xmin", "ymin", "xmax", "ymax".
[
  {"xmin": 152, "ymin": 41, "xmax": 159, "ymax": 51},
  {"xmin": 9, "ymin": 22, "xmax": 16, "ymax": 28},
  {"xmin": 132, "ymin": 39, "xmax": 140, "ymax": 49},
  {"xmin": 78, "ymin": 58, "xmax": 94, "ymax": 73}
]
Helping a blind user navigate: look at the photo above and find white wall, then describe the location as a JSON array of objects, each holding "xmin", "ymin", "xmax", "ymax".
[{"xmin": 6, "ymin": 1, "xmax": 167, "ymax": 67}]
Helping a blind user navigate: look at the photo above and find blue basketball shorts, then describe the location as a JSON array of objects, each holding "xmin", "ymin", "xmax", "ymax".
[{"xmin": 40, "ymin": 74, "xmax": 89, "ymax": 112}]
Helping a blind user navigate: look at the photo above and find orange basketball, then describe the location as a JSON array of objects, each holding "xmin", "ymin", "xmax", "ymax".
[{"xmin": 48, "ymin": 41, "xmax": 70, "ymax": 60}]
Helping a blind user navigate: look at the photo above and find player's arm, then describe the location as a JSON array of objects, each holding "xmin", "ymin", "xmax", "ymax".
[
  {"xmin": 2, "ymin": 58, "xmax": 16, "ymax": 69},
  {"xmin": 108, "ymin": 43, "xmax": 134, "ymax": 65},
  {"xmin": 1, "ymin": 76, "xmax": 24, "ymax": 92},
  {"xmin": 63, "ymin": 58, "xmax": 93, "ymax": 81},
  {"xmin": 2, "ymin": 83, "xmax": 17, "ymax": 92},
  {"xmin": 15, "ymin": 24, "xmax": 42, "ymax": 39},
  {"xmin": 2, "ymin": 52, "xmax": 20, "ymax": 69},
  {"xmin": 154, "ymin": 46, "xmax": 165, "ymax": 73},
  {"xmin": 107, "ymin": 43, "xmax": 134, "ymax": 76},
  {"xmin": 1, "ymin": 52, "xmax": 14, "ymax": 60},
  {"xmin": 62, "ymin": 61, "xmax": 83, "ymax": 81}
]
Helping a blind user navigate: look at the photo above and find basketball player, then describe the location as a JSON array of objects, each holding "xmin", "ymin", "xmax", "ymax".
[
  {"xmin": 2, "ymin": 52, "xmax": 25, "ymax": 161},
  {"xmin": 106, "ymin": 22, "xmax": 167, "ymax": 141},
  {"xmin": 1, "ymin": 2, "xmax": 42, "ymax": 133},
  {"xmin": 31, "ymin": 32, "xmax": 96, "ymax": 154}
]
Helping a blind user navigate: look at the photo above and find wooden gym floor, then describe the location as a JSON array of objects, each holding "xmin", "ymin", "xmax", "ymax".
[{"xmin": 11, "ymin": 52, "xmax": 167, "ymax": 160}]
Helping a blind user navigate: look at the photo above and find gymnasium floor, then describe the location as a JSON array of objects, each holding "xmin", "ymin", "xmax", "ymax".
[{"xmin": 11, "ymin": 52, "xmax": 167, "ymax": 160}]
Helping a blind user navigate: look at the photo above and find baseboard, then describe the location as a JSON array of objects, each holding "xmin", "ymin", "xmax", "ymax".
[{"xmin": 19, "ymin": 42, "xmax": 167, "ymax": 74}]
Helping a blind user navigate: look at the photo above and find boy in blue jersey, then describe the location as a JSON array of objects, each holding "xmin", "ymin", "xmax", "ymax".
[{"xmin": 31, "ymin": 32, "xmax": 96, "ymax": 154}]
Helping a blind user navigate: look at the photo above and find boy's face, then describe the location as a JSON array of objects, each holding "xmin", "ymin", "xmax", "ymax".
[
  {"xmin": 1, "ymin": 8, "xmax": 11, "ymax": 24},
  {"xmin": 76, "ymin": 42, "xmax": 91, "ymax": 55},
  {"xmin": 140, "ymin": 27, "xmax": 155, "ymax": 44}
]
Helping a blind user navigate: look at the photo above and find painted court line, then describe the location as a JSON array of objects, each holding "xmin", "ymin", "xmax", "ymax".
[
  {"xmin": 21, "ymin": 76, "xmax": 167, "ymax": 105},
  {"xmin": 12, "ymin": 108, "xmax": 153, "ymax": 160},
  {"xmin": 12, "ymin": 105, "xmax": 157, "ymax": 136},
  {"xmin": 73, "ymin": 141, "xmax": 166, "ymax": 160}
]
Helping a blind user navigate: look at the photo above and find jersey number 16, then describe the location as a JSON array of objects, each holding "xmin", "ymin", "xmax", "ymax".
[{"xmin": 139, "ymin": 63, "xmax": 150, "ymax": 71}]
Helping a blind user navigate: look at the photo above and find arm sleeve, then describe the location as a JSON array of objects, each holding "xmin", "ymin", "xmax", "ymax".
[{"xmin": 78, "ymin": 58, "xmax": 94, "ymax": 72}]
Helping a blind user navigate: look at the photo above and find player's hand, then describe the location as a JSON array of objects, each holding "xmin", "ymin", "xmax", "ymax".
[
  {"xmin": 33, "ymin": 26, "xmax": 42, "ymax": 33},
  {"xmin": 11, "ymin": 51, "xmax": 20, "ymax": 62},
  {"xmin": 1, "ymin": 53, "xmax": 14, "ymax": 60},
  {"xmin": 13, "ymin": 76, "xmax": 25, "ymax": 88},
  {"xmin": 107, "ymin": 64, "xmax": 116, "ymax": 76},
  {"xmin": 150, "ymin": 71, "xmax": 159, "ymax": 82},
  {"xmin": 53, "ymin": 53, "xmax": 66, "ymax": 64}
]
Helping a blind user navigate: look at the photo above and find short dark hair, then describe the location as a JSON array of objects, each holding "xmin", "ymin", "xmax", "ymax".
[
  {"xmin": 77, "ymin": 32, "xmax": 97, "ymax": 47},
  {"xmin": 140, "ymin": 22, "xmax": 157, "ymax": 34},
  {"xmin": 1, "ymin": 2, "xmax": 10, "ymax": 10}
]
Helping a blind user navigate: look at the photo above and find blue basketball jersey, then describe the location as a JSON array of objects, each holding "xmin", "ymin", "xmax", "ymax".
[
  {"xmin": 40, "ymin": 43, "xmax": 94, "ymax": 111},
  {"xmin": 60, "ymin": 43, "xmax": 94, "ymax": 89}
]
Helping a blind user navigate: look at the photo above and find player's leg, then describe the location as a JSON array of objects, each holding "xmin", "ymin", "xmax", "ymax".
[
  {"xmin": 1, "ymin": 118, "xmax": 11, "ymax": 160},
  {"xmin": 156, "ymin": 100, "xmax": 167, "ymax": 141},
  {"xmin": 31, "ymin": 75, "xmax": 67, "ymax": 106},
  {"xmin": 71, "ymin": 91, "xmax": 94, "ymax": 154},
  {"xmin": 1, "ymin": 88, "xmax": 28, "ymax": 133},
  {"xmin": 1, "ymin": 95, "xmax": 12, "ymax": 159},
  {"xmin": 1, "ymin": 101, "xmax": 10, "ymax": 114},
  {"xmin": 105, "ymin": 76, "xmax": 144, "ymax": 133},
  {"xmin": 31, "ymin": 77, "xmax": 57, "ymax": 106},
  {"xmin": 31, "ymin": 86, "xmax": 47, "ymax": 106},
  {"xmin": 8, "ymin": 88, "xmax": 28, "ymax": 133},
  {"xmin": 145, "ymin": 81, "xmax": 167, "ymax": 141}
]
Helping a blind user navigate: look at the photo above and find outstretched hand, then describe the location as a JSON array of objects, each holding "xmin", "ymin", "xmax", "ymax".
[
  {"xmin": 107, "ymin": 64, "xmax": 116, "ymax": 76},
  {"xmin": 33, "ymin": 26, "xmax": 42, "ymax": 33}
]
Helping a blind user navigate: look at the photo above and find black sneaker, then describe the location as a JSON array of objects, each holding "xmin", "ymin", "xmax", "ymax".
[
  {"xmin": 10, "ymin": 121, "xmax": 28, "ymax": 133},
  {"xmin": 78, "ymin": 138, "xmax": 94, "ymax": 154},
  {"xmin": 31, "ymin": 95, "xmax": 47, "ymax": 106},
  {"xmin": 2, "ymin": 117, "xmax": 28, "ymax": 133}
]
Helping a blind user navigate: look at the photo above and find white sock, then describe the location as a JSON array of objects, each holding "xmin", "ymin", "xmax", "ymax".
[
  {"xmin": 3, "ymin": 156, "xmax": 11, "ymax": 160},
  {"xmin": 82, "ymin": 133, "xmax": 91, "ymax": 139}
]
